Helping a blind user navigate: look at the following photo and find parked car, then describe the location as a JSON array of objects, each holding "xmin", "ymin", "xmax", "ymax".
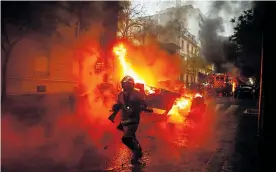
[{"xmin": 234, "ymin": 84, "xmax": 254, "ymax": 99}]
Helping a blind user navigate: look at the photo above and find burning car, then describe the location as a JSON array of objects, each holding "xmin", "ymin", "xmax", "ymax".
[
  {"xmin": 112, "ymin": 43, "xmax": 206, "ymax": 123},
  {"xmin": 131, "ymin": 82, "xmax": 180, "ymax": 114},
  {"xmin": 135, "ymin": 82, "xmax": 206, "ymax": 119}
]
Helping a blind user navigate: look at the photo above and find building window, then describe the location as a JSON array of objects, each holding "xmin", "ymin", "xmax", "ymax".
[
  {"xmin": 34, "ymin": 56, "xmax": 49, "ymax": 76},
  {"xmin": 37, "ymin": 85, "xmax": 46, "ymax": 93},
  {"xmin": 187, "ymin": 43, "xmax": 189, "ymax": 54}
]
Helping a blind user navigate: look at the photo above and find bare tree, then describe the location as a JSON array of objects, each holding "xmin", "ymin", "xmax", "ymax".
[{"xmin": 117, "ymin": 2, "xmax": 150, "ymax": 40}]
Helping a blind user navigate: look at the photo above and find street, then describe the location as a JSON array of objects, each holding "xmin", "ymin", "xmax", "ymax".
[
  {"xmin": 1, "ymin": 1, "xmax": 265, "ymax": 172},
  {"xmin": 1, "ymin": 96, "xmax": 257, "ymax": 172}
]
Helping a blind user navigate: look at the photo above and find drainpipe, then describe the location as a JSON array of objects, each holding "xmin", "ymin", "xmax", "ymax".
[{"xmin": 257, "ymin": 33, "xmax": 264, "ymax": 137}]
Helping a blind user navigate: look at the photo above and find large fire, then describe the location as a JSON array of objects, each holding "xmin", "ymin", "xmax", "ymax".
[
  {"xmin": 113, "ymin": 43, "xmax": 144, "ymax": 84},
  {"xmin": 113, "ymin": 43, "xmax": 190, "ymax": 123},
  {"xmin": 113, "ymin": 43, "xmax": 155, "ymax": 94},
  {"xmin": 167, "ymin": 97, "xmax": 191, "ymax": 123}
]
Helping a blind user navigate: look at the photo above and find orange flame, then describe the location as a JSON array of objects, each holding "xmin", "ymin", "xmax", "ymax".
[
  {"xmin": 167, "ymin": 97, "xmax": 191, "ymax": 123},
  {"xmin": 113, "ymin": 43, "xmax": 144, "ymax": 83},
  {"xmin": 113, "ymin": 43, "xmax": 188, "ymax": 123},
  {"xmin": 232, "ymin": 82, "xmax": 236, "ymax": 92},
  {"xmin": 113, "ymin": 43, "xmax": 155, "ymax": 93}
]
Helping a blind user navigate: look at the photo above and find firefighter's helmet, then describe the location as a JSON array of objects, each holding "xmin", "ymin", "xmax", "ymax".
[{"xmin": 121, "ymin": 75, "xmax": 135, "ymax": 90}]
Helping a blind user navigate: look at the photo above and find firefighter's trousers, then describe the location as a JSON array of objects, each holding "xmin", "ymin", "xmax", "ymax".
[{"xmin": 121, "ymin": 123, "xmax": 142, "ymax": 161}]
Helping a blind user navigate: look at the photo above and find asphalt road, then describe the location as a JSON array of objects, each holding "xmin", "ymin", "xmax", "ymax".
[
  {"xmin": 99, "ymin": 96, "xmax": 256, "ymax": 172},
  {"xmin": 1, "ymin": 96, "xmax": 257, "ymax": 172}
]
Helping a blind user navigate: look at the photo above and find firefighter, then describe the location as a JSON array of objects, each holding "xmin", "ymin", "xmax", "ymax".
[{"xmin": 117, "ymin": 75, "xmax": 147, "ymax": 165}]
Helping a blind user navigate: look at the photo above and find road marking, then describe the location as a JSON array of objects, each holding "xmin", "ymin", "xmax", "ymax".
[
  {"xmin": 215, "ymin": 104, "xmax": 224, "ymax": 112},
  {"xmin": 243, "ymin": 109, "xmax": 258, "ymax": 114},
  {"xmin": 224, "ymin": 105, "xmax": 239, "ymax": 114},
  {"xmin": 243, "ymin": 109, "xmax": 258, "ymax": 116}
]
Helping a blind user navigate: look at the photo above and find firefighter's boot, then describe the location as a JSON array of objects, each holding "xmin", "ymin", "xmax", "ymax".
[{"xmin": 122, "ymin": 137, "xmax": 143, "ymax": 165}]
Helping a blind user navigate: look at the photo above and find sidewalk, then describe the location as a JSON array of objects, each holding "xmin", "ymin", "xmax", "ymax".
[
  {"xmin": 203, "ymin": 106, "xmax": 259, "ymax": 172},
  {"xmin": 221, "ymin": 111, "xmax": 259, "ymax": 172}
]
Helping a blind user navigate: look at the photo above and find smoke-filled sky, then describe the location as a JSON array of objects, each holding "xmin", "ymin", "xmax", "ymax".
[
  {"xmin": 133, "ymin": 0, "xmax": 253, "ymax": 73},
  {"xmin": 132, "ymin": 0, "xmax": 252, "ymax": 37}
]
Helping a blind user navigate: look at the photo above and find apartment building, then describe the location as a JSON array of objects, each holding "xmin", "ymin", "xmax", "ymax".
[
  {"xmin": 4, "ymin": 2, "xmax": 119, "ymax": 96},
  {"xmin": 152, "ymin": 5, "xmax": 206, "ymax": 84}
]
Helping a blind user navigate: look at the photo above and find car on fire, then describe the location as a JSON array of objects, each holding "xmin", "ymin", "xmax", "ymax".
[
  {"xmin": 156, "ymin": 80, "xmax": 186, "ymax": 94},
  {"xmin": 133, "ymin": 82, "xmax": 206, "ymax": 118}
]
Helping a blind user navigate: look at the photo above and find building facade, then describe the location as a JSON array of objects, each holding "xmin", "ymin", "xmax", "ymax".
[
  {"xmin": 117, "ymin": 4, "xmax": 214, "ymax": 85},
  {"xmin": 149, "ymin": 5, "xmax": 210, "ymax": 85},
  {"xmin": 4, "ymin": 2, "xmax": 120, "ymax": 96},
  {"xmin": 5, "ymin": 36, "xmax": 79, "ymax": 95}
]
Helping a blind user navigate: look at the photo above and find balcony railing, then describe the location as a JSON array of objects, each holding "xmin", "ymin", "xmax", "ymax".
[{"xmin": 157, "ymin": 34, "xmax": 179, "ymax": 46}]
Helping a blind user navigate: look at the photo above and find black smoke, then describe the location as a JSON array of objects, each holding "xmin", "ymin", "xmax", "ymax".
[
  {"xmin": 199, "ymin": 17, "xmax": 227, "ymax": 72},
  {"xmin": 198, "ymin": 1, "xmax": 252, "ymax": 73}
]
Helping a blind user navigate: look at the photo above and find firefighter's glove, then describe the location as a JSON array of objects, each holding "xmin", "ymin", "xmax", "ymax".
[
  {"xmin": 108, "ymin": 115, "xmax": 115, "ymax": 123},
  {"xmin": 116, "ymin": 123, "xmax": 124, "ymax": 131}
]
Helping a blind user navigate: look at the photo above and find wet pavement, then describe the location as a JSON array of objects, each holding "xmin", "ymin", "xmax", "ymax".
[
  {"xmin": 99, "ymin": 120, "xmax": 214, "ymax": 172},
  {"xmin": 1, "ymin": 96, "xmax": 256, "ymax": 172},
  {"xmin": 74, "ymin": 97, "xmax": 250, "ymax": 172}
]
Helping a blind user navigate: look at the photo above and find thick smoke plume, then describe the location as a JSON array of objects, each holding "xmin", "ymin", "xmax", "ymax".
[
  {"xmin": 199, "ymin": 17, "xmax": 227, "ymax": 71},
  {"xmin": 198, "ymin": 1, "xmax": 252, "ymax": 73}
]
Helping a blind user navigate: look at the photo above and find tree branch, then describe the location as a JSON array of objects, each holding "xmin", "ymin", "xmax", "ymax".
[{"xmin": 1, "ymin": 24, "xmax": 11, "ymax": 47}]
